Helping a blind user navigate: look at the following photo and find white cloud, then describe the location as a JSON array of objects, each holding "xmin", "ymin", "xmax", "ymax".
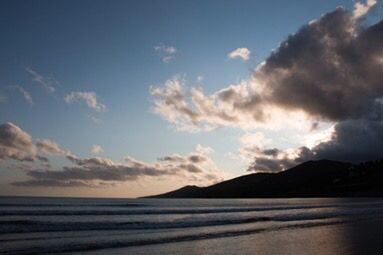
[
  {"xmin": 195, "ymin": 144, "xmax": 214, "ymax": 155},
  {"xmin": 64, "ymin": 92, "xmax": 107, "ymax": 112},
  {"xmin": 25, "ymin": 67, "xmax": 57, "ymax": 93},
  {"xmin": 90, "ymin": 144, "xmax": 104, "ymax": 154},
  {"xmin": 238, "ymin": 132, "xmax": 272, "ymax": 161},
  {"xmin": 353, "ymin": 0, "xmax": 377, "ymax": 19},
  {"xmin": 89, "ymin": 116, "xmax": 103, "ymax": 125},
  {"xmin": 154, "ymin": 44, "xmax": 178, "ymax": 63},
  {"xmin": 14, "ymin": 86, "xmax": 33, "ymax": 105},
  {"xmin": 227, "ymin": 48, "xmax": 251, "ymax": 61},
  {"xmin": 239, "ymin": 132, "xmax": 270, "ymax": 146},
  {"xmin": 303, "ymin": 125, "xmax": 335, "ymax": 149},
  {"xmin": 36, "ymin": 139, "xmax": 68, "ymax": 156},
  {"xmin": 150, "ymin": 75, "xmax": 314, "ymax": 132}
]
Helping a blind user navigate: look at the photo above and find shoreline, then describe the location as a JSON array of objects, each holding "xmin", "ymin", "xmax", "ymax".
[{"xmin": 84, "ymin": 218, "xmax": 383, "ymax": 255}]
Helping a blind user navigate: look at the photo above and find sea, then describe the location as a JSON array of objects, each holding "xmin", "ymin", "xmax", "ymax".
[{"xmin": 1, "ymin": 197, "xmax": 383, "ymax": 254}]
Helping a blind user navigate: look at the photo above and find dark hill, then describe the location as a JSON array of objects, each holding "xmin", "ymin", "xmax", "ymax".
[{"xmin": 147, "ymin": 159, "xmax": 383, "ymax": 198}]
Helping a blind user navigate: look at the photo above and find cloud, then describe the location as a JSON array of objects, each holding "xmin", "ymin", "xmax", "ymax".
[
  {"xmin": 152, "ymin": 8, "xmax": 383, "ymax": 130},
  {"xmin": 252, "ymin": 8, "xmax": 383, "ymax": 122},
  {"xmin": 353, "ymin": 0, "xmax": 377, "ymax": 19},
  {"xmin": 0, "ymin": 122, "xmax": 36, "ymax": 161},
  {"xmin": 247, "ymin": 146, "xmax": 314, "ymax": 172},
  {"xmin": 151, "ymin": 5, "xmax": 383, "ymax": 171},
  {"xmin": 14, "ymin": 145, "xmax": 224, "ymax": 188},
  {"xmin": 150, "ymin": 75, "xmax": 242, "ymax": 132},
  {"xmin": 0, "ymin": 122, "xmax": 69, "ymax": 162},
  {"xmin": 0, "ymin": 123, "xmax": 223, "ymax": 188},
  {"xmin": 248, "ymin": 118, "xmax": 383, "ymax": 172},
  {"xmin": 238, "ymin": 132, "xmax": 272, "ymax": 160},
  {"xmin": 228, "ymin": 48, "xmax": 251, "ymax": 61},
  {"xmin": 153, "ymin": 8, "xmax": 383, "ymax": 131},
  {"xmin": 150, "ymin": 75, "xmax": 311, "ymax": 131},
  {"xmin": 90, "ymin": 144, "xmax": 104, "ymax": 154},
  {"xmin": 14, "ymin": 86, "xmax": 33, "ymax": 105},
  {"xmin": 64, "ymin": 92, "xmax": 107, "ymax": 112},
  {"xmin": 25, "ymin": 67, "xmax": 57, "ymax": 93},
  {"xmin": 239, "ymin": 132, "xmax": 270, "ymax": 146},
  {"xmin": 12, "ymin": 179, "xmax": 94, "ymax": 188},
  {"xmin": 154, "ymin": 44, "xmax": 178, "ymax": 63},
  {"xmin": 246, "ymin": 7, "xmax": 383, "ymax": 170},
  {"xmin": 150, "ymin": 76, "xmax": 205, "ymax": 132},
  {"xmin": 89, "ymin": 116, "xmax": 103, "ymax": 125},
  {"xmin": 310, "ymin": 119, "xmax": 383, "ymax": 162},
  {"xmin": 36, "ymin": 139, "xmax": 67, "ymax": 156}
]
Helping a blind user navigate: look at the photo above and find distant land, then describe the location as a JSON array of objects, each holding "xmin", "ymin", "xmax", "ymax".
[{"xmin": 147, "ymin": 160, "xmax": 383, "ymax": 198}]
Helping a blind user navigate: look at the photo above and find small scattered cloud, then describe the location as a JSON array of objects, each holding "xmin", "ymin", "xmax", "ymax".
[
  {"xmin": 25, "ymin": 67, "xmax": 58, "ymax": 93},
  {"xmin": 1, "ymin": 122, "xmax": 224, "ymax": 188},
  {"xmin": 90, "ymin": 144, "xmax": 104, "ymax": 154},
  {"xmin": 227, "ymin": 47, "xmax": 251, "ymax": 61},
  {"xmin": 89, "ymin": 116, "xmax": 103, "ymax": 125},
  {"xmin": 196, "ymin": 75, "xmax": 204, "ymax": 83},
  {"xmin": 154, "ymin": 44, "xmax": 178, "ymax": 63},
  {"xmin": 353, "ymin": 0, "xmax": 377, "ymax": 19},
  {"xmin": 64, "ymin": 92, "xmax": 107, "ymax": 112},
  {"xmin": 13, "ymin": 85, "xmax": 33, "ymax": 105},
  {"xmin": 14, "ymin": 145, "xmax": 223, "ymax": 188}
]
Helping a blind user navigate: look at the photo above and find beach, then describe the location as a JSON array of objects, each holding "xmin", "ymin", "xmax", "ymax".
[{"xmin": 93, "ymin": 218, "xmax": 383, "ymax": 255}]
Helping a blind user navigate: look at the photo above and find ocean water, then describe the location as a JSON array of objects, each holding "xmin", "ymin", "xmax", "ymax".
[{"xmin": 1, "ymin": 197, "xmax": 383, "ymax": 254}]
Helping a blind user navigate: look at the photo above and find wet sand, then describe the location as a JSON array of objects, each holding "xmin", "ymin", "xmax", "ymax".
[{"xmin": 85, "ymin": 218, "xmax": 383, "ymax": 255}]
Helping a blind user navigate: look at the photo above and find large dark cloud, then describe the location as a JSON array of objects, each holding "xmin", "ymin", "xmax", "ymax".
[
  {"xmin": 248, "ymin": 118, "xmax": 383, "ymax": 172},
  {"xmin": 151, "ymin": 4, "xmax": 383, "ymax": 171},
  {"xmin": 313, "ymin": 119, "xmax": 383, "ymax": 162},
  {"xmin": 248, "ymin": 5, "xmax": 383, "ymax": 171},
  {"xmin": 256, "ymin": 8, "xmax": 383, "ymax": 121},
  {"xmin": 247, "ymin": 146, "xmax": 314, "ymax": 172},
  {"xmin": 151, "ymin": 5, "xmax": 383, "ymax": 132}
]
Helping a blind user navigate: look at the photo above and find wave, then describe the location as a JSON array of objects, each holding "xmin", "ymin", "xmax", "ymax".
[
  {"xmin": 0, "ymin": 203, "xmax": 147, "ymax": 207},
  {"xmin": 2, "ymin": 216, "xmax": 381, "ymax": 255},
  {"xmin": 2, "ymin": 201, "xmax": 383, "ymax": 216},
  {"xmin": 0, "ymin": 216, "xmax": 272, "ymax": 234},
  {"xmin": 2, "ymin": 206, "xmax": 383, "ymax": 234}
]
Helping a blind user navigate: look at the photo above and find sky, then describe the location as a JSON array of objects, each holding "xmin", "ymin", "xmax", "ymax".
[{"xmin": 0, "ymin": 0, "xmax": 382, "ymax": 198}]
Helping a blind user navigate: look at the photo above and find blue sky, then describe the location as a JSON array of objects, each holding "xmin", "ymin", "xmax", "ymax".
[{"xmin": 0, "ymin": 0, "xmax": 382, "ymax": 197}]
